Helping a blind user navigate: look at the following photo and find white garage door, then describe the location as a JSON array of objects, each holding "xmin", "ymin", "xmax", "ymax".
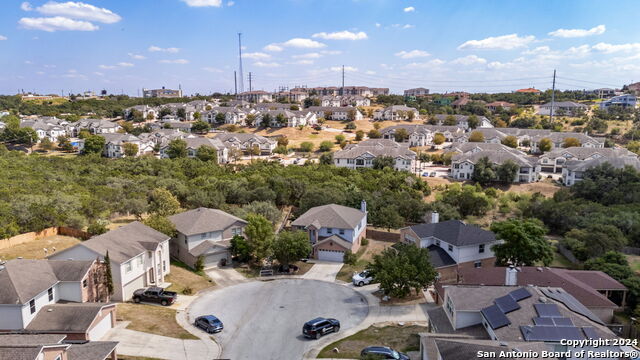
[
  {"xmin": 88, "ymin": 312, "xmax": 112, "ymax": 341},
  {"xmin": 317, "ymin": 249, "xmax": 344, "ymax": 262},
  {"xmin": 204, "ymin": 252, "xmax": 228, "ymax": 268},
  {"xmin": 122, "ymin": 274, "xmax": 147, "ymax": 301}
]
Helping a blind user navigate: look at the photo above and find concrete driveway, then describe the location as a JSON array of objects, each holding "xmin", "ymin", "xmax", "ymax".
[
  {"xmin": 205, "ymin": 266, "xmax": 248, "ymax": 287},
  {"xmin": 302, "ymin": 262, "xmax": 343, "ymax": 282},
  {"xmin": 188, "ymin": 279, "xmax": 368, "ymax": 360}
]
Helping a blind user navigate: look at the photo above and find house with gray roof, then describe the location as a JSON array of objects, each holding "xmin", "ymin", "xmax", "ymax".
[
  {"xmin": 214, "ymin": 132, "xmax": 277, "ymax": 155},
  {"xmin": 333, "ymin": 139, "xmax": 416, "ymax": 171},
  {"xmin": 538, "ymin": 146, "xmax": 636, "ymax": 173},
  {"xmin": 100, "ymin": 133, "xmax": 154, "ymax": 158},
  {"xmin": 400, "ymin": 216, "xmax": 501, "ymax": 283},
  {"xmin": 255, "ymin": 109, "xmax": 317, "ymax": 127},
  {"xmin": 380, "ymin": 124, "xmax": 465, "ymax": 146},
  {"xmin": 306, "ymin": 106, "xmax": 363, "ymax": 121},
  {"xmin": 168, "ymin": 207, "xmax": 248, "ymax": 268},
  {"xmin": 450, "ymin": 143, "xmax": 539, "ymax": 182},
  {"xmin": 373, "ymin": 105, "xmax": 419, "ymax": 121},
  {"xmin": 73, "ymin": 119, "xmax": 121, "ymax": 136},
  {"xmin": 291, "ymin": 202, "xmax": 367, "ymax": 262},
  {"xmin": 432, "ymin": 114, "xmax": 494, "ymax": 129},
  {"xmin": 159, "ymin": 136, "xmax": 228, "ymax": 163},
  {"xmin": 563, "ymin": 156, "xmax": 640, "ymax": 186},
  {"xmin": 538, "ymin": 101, "xmax": 588, "ymax": 116},
  {"xmin": 0, "ymin": 334, "xmax": 118, "ymax": 360},
  {"xmin": 50, "ymin": 222, "xmax": 171, "ymax": 301}
]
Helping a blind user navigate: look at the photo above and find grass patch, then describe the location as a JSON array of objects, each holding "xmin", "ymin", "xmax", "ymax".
[
  {"xmin": 117, "ymin": 303, "xmax": 197, "ymax": 340},
  {"xmin": 336, "ymin": 245, "xmax": 369, "ymax": 283},
  {"xmin": 0, "ymin": 235, "xmax": 80, "ymax": 260},
  {"xmin": 318, "ymin": 325, "xmax": 427, "ymax": 358},
  {"xmin": 234, "ymin": 260, "xmax": 314, "ymax": 278},
  {"xmin": 165, "ymin": 264, "xmax": 214, "ymax": 295}
]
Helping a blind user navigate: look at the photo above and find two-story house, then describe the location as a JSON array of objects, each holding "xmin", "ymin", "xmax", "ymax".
[
  {"xmin": 0, "ymin": 334, "xmax": 118, "ymax": 360},
  {"xmin": 214, "ymin": 132, "xmax": 277, "ymax": 155},
  {"xmin": 291, "ymin": 202, "xmax": 368, "ymax": 262},
  {"xmin": 168, "ymin": 207, "xmax": 248, "ymax": 268},
  {"xmin": 333, "ymin": 139, "xmax": 416, "ymax": 171},
  {"xmin": 380, "ymin": 125, "xmax": 465, "ymax": 146},
  {"xmin": 401, "ymin": 215, "xmax": 502, "ymax": 283},
  {"xmin": 50, "ymin": 222, "xmax": 171, "ymax": 301},
  {"xmin": 373, "ymin": 105, "xmax": 419, "ymax": 121},
  {"xmin": 159, "ymin": 136, "xmax": 229, "ymax": 163},
  {"xmin": 563, "ymin": 156, "xmax": 640, "ymax": 186},
  {"xmin": 100, "ymin": 133, "xmax": 154, "ymax": 158},
  {"xmin": 450, "ymin": 147, "xmax": 539, "ymax": 183},
  {"xmin": 306, "ymin": 106, "xmax": 363, "ymax": 121}
]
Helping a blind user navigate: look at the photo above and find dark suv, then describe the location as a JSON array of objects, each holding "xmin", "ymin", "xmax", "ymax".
[
  {"xmin": 194, "ymin": 315, "xmax": 224, "ymax": 333},
  {"xmin": 302, "ymin": 317, "xmax": 340, "ymax": 339},
  {"xmin": 360, "ymin": 346, "xmax": 409, "ymax": 360}
]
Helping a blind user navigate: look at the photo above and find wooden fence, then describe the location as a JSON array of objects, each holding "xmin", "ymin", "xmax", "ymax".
[
  {"xmin": 0, "ymin": 226, "xmax": 90, "ymax": 250},
  {"xmin": 556, "ymin": 243, "xmax": 580, "ymax": 264},
  {"xmin": 366, "ymin": 227, "xmax": 401, "ymax": 242},
  {"xmin": 622, "ymin": 247, "xmax": 640, "ymax": 256}
]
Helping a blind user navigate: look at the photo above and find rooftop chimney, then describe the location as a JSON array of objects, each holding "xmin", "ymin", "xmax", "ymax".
[
  {"xmin": 505, "ymin": 265, "xmax": 518, "ymax": 286},
  {"xmin": 431, "ymin": 212, "xmax": 439, "ymax": 224},
  {"xmin": 360, "ymin": 200, "xmax": 367, "ymax": 213}
]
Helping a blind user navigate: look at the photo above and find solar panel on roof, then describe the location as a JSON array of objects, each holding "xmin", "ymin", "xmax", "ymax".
[
  {"xmin": 495, "ymin": 295, "xmax": 521, "ymax": 313},
  {"xmin": 540, "ymin": 288, "xmax": 604, "ymax": 325},
  {"xmin": 535, "ymin": 303, "xmax": 562, "ymax": 318},
  {"xmin": 510, "ymin": 288, "xmax": 532, "ymax": 301},
  {"xmin": 582, "ymin": 327, "xmax": 599, "ymax": 339},
  {"xmin": 521, "ymin": 325, "xmax": 585, "ymax": 342},
  {"xmin": 553, "ymin": 317, "xmax": 573, "ymax": 326},
  {"xmin": 533, "ymin": 317, "xmax": 554, "ymax": 325},
  {"xmin": 482, "ymin": 305, "xmax": 511, "ymax": 330}
]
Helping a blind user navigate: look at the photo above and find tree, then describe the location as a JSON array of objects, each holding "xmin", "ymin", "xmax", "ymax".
[
  {"xmin": 472, "ymin": 157, "xmax": 496, "ymax": 185},
  {"xmin": 343, "ymin": 250, "xmax": 357, "ymax": 265},
  {"xmin": 143, "ymin": 214, "xmax": 177, "ymax": 237},
  {"xmin": 176, "ymin": 108, "xmax": 187, "ymax": 120},
  {"xmin": 394, "ymin": 128, "xmax": 409, "ymax": 142},
  {"xmin": 433, "ymin": 133, "xmax": 445, "ymax": 145},
  {"xmin": 245, "ymin": 113, "xmax": 257, "ymax": 127},
  {"xmin": 374, "ymin": 205, "xmax": 405, "ymax": 231},
  {"xmin": 347, "ymin": 109, "xmax": 357, "ymax": 122},
  {"xmin": 369, "ymin": 243, "xmax": 437, "ymax": 298},
  {"xmin": 87, "ymin": 221, "xmax": 108, "ymax": 236},
  {"xmin": 83, "ymin": 135, "xmax": 105, "ymax": 155},
  {"xmin": 468, "ymin": 131, "xmax": 484, "ymax": 142},
  {"xmin": 299, "ymin": 141, "xmax": 314, "ymax": 153},
  {"xmin": 501, "ymin": 135, "xmax": 518, "ymax": 148},
  {"xmin": 584, "ymin": 252, "xmax": 634, "ymax": 281},
  {"xmin": 368, "ymin": 129, "xmax": 382, "ymax": 139},
  {"xmin": 563, "ymin": 137, "xmax": 581, "ymax": 148},
  {"xmin": 467, "ymin": 114, "xmax": 480, "ymax": 129},
  {"xmin": 407, "ymin": 111, "xmax": 415, "ymax": 121},
  {"xmin": 496, "ymin": 160, "xmax": 519, "ymax": 184},
  {"xmin": 104, "ymin": 251, "xmax": 114, "ymax": 296},
  {"xmin": 40, "ymin": 137, "xmax": 54, "ymax": 152},
  {"xmin": 148, "ymin": 188, "xmax": 181, "ymax": 216},
  {"xmin": 276, "ymin": 113, "xmax": 287, "ymax": 126},
  {"xmin": 355, "ymin": 130, "xmax": 364, "ymax": 141},
  {"xmin": 344, "ymin": 122, "xmax": 356, "ymax": 130},
  {"xmin": 192, "ymin": 120, "xmax": 210, "ymax": 134},
  {"xmin": 16, "ymin": 128, "xmax": 39, "ymax": 148},
  {"xmin": 274, "ymin": 145, "xmax": 288, "ymax": 155},
  {"xmin": 373, "ymin": 156, "xmax": 395, "ymax": 170},
  {"xmin": 272, "ymin": 230, "xmax": 311, "ymax": 266},
  {"xmin": 245, "ymin": 214, "xmax": 275, "ymax": 261},
  {"xmin": 215, "ymin": 112, "xmax": 226, "ymax": 124},
  {"xmin": 491, "ymin": 219, "xmax": 553, "ymax": 266},
  {"xmin": 444, "ymin": 115, "xmax": 457, "ymax": 126},
  {"xmin": 166, "ymin": 139, "xmax": 187, "ymax": 159},
  {"xmin": 335, "ymin": 134, "xmax": 346, "ymax": 143},
  {"xmin": 196, "ymin": 145, "xmax": 218, "ymax": 162},
  {"xmin": 563, "ymin": 225, "xmax": 627, "ymax": 261},
  {"xmin": 78, "ymin": 129, "xmax": 91, "ymax": 139},
  {"xmin": 277, "ymin": 136, "xmax": 289, "ymax": 147},
  {"xmin": 57, "ymin": 136, "xmax": 74, "ymax": 152},
  {"xmin": 123, "ymin": 142, "xmax": 139, "ymax": 157},
  {"xmin": 230, "ymin": 235, "xmax": 253, "ymax": 262},
  {"xmin": 319, "ymin": 152, "xmax": 333, "ymax": 165},
  {"xmin": 319, "ymin": 141, "xmax": 333, "ymax": 152},
  {"xmin": 539, "ymin": 138, "xmax": 552, "ymax": 152}
]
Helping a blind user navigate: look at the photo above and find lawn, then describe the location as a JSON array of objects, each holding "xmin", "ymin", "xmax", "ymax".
[
  {"xmin": 116, "ymin": 303, "xmax": 197, "ymax": 340},
  {"xmin": 336, "ymin": 239, "xmax": 393, "ymax": 283},
  {"xmin": 0, "ymin": 235, "xmax": 80, "ymax": 260},
  {"xmin": 318, "ymin": 325, "xmax": 427, "ymax": 358},
  {"xmin": 165, "ymin": 263, "xmax": 215, "ymax": 295},
  {"xmin": 234, "ymin": 260, "xmax": 314, "ymax": 278},
  {"xmin": 625, "ymin": 255, "xmax": 640, "ymax": 274}
]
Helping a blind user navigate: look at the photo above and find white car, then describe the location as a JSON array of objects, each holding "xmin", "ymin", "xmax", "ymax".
[{"xmin": 352, "ymin": 271, "xmax": 373, "ymax": 287}]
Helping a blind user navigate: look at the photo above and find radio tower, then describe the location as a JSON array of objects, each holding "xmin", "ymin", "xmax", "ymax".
[{"xmin": 238, "ymin": 33, "xmax": 245, "ymax": 94}]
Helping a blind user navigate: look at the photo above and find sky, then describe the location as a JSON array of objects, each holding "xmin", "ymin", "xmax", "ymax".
[{"xmin": 1, "ymin": 0, "xmax": 640, "ymax": 95}]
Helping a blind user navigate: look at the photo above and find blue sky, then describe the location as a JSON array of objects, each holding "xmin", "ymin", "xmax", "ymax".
[{"xmin": 1, "ymin": 0, "xmax": 640, "ymax": 95}]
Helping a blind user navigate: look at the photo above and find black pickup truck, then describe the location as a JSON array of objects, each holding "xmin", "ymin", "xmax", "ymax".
[{"xmin": 132, "ymin": 287, "xmax": 178, "ymax": 306}]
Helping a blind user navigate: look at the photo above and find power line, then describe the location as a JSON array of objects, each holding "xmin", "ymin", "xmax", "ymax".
[{"xmin": 555, "ymin": 76, "xmax": 620, "ymax": 88}]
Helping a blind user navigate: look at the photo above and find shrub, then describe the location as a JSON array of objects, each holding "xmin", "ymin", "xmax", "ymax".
[
  {"xmin": 343, "ymin": 250, "xmax": 357, "ymax": 265},
  {"xmin": 361, "ymin": 238, "xmax": 369, "ymax": 246}
]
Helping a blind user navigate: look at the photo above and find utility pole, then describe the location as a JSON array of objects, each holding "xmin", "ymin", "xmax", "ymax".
[
  {"xmin": 550, "ymin": 69, "xmax": 556, "ymax": 123},
  {"xmin": 238, "ymin": 33, "xmax": 244, "ymax": 93},
  {"xmin": 341, "ymin": 65, "xmax": 345, "ymax": 96},
  {"xmin": 234, "ymin": 71, "xmax": 237, "ymax": 95},
  {"xmin": 248, "ymin": 72, "xmax": 253, "ymax": 92}
]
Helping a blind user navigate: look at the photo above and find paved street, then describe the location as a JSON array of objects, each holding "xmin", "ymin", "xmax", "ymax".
[{"xmin": 188, "ymin": 279, "xmax": 369, "ymax": 360}]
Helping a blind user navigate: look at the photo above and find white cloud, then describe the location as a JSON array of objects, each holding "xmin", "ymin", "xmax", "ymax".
[
  {"xmin": 549, "ymin": 25, "xmax": 605, "ymax": 38},
  {"xmin": 312, "ymin": 30, "xmax": 367, "ymax": 40},
  {"xmin": 452, "ymin": 55, "xmax": 487, "ymax": 65},
  {"xmin": 202, "ymin": 67, "xmax": 222, "ymax": 73},
  {"xmin": 405, "ymin": 59, "xmax": 445, "ymax": 68},
  {"xmin": 0, "ymin": 35, "xmax": 6, "ymax": 40},
  {"xmin": 148, "ymin": 45, "xmax": 180, "ymax": 53},
  {"xmin": 93, "ymin": 71, "xmax": 104, "ymax": 76},
  {"xmin": 21, "ymin": 2, "xmax": 33, "ymax": 11},
  {"xmin": 330, "ymin": 66, "xmax": 357, "ymax": 72},
  {"xmin": 522, "ymin": 46, "xmax": 551, "ymax": 55},
  {"xmin": 181, "ymin": 0, "xmax": 222, "ymax": 7},
  {"xmin": 292, "ymin": 52, "xmax": 321, "ymax": 59},
  {"xmin": 486, "ymin": 61, "xmax": 514, "ymax": 70},
  {"xmin": 391, "ymin": 24, "xmax": 414, "ymax": 29},
  {"xmin": 592, "ymin": 42, "xmax": 640, "ymax": 53},
  {"xmin": 44, "ymin": 64, "xmax": 56, "ymax": 68},
  {"xmin": 117, "ymin": 62, "xmax": 134, "ymax": 67},
  {"xmin": 227, "ymin": 1, "xmax": 234, "ymax": 6},
  {"xmin": 365, "ymin": 70, "xmax": 376, "ymax": 75},
  {"xmin": 395, "ymin": 49, "xmax": 430, "ymax": 59},
  {"xmin": 19, "ymin": 16, "xmax": 98, "ymax": 32},
  {"xmin": 281, "ymin": 38, "xmax": 326, "ymax": 48},
  {"xmin": 253, "ymin": 61, "xmax": 280, "ymax": 67},
  {"xmin": 403, "ymin": 6, "xmax": 415, "ymax": 12},
  {"xmin": 128, "ymin": 53, "xmax": 146, "ymax": 60},
  {"xmin": 263, "ymin": 44, "xmax": 283, "ymax": 52},
  {"xmin": 100, "ymin": 62, "xmax": 135, "ymax": 69},
  {"xmin": 98, "ymin": 64, "xmax": 116, "ymax": 69},
  {"xmin": 36, "ymin": 71, "xmax": 45, "ymax": 75},
  {"xmin": 159, "ymin": 59, "xmax": 189, "ymax": 64},
  {"xmin": 25, "ymin": 60, "xmax": 33, "ymax": 64},
  {"xmin": 321, "ymin": 50, "xmax": 341, "ymax": 55},
  {"xmin": 243, "ymin": 52, "xmax": 271, "ymax": 59},
  {"xmin": 458, "ymin": 33, "xmax": 535, "ymax": 50},
  {"xmin": 375, "ymin": 23, "xmax": 381, "ymax": 28},
  {"xmin": 36, "ymin": 1, "xmax": 121, "ymax": 24},
  {"xmin": 291, "ymin": 60, "xmax": 313, "ymax": 65}
]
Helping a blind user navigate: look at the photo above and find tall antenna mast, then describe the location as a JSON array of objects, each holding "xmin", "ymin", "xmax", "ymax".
[
  {"xmin": 238, "ymin": 33, "xmax": 244, "ymax": 94},
  {"xmin": 341, "ymin": 65, "xmax": 345, "ymax": 96},
  {"xmin": 550, "ymin": 69, "xmax": 556, "ymax": 123},
  {"xmin": 234, "ymin": 71, "xmax": 237, "ymax": 95}
]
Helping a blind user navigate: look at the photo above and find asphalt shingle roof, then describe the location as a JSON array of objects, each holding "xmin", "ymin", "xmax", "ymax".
[
  {"xmin": 291, "ymin": 204, "xmax": 366, "ymax": 230},
  {"xmin": 408, "ymin": 220, "xmax": 497, "ymax": 247},
  {"xmin": 168, "ymin": 207, "xmax": 247, "ymax": 236},
  {"xmin": 67, "ymin": 341, "xmax": 118, "ymax": 360},
  {"xmin": 25, "ymin": 303, "xmax": 114, "ymax": 333},
  {"xmin": 427, "ymin": 245, "xmax": 456, "ymax": 268}
]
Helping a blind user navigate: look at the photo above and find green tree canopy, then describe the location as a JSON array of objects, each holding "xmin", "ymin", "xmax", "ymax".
[
  {"xmin": 195, "ymin": 145, "xmax": 218, "ymax": 162},
  {"xmin": 369, "ymin": 243, "xmax": 437, "ymax": 298},
  {"xmin": 147, "ymin": 188, "xmax": 181, "ymax": 216},
  {"xmin": 123, "ymin": 142, "xmax": 139, "ymax": 157},
  {"xmin": 468, "ymin": 131, "xmax": 485, "ymax": 142},
  {"xmin": 166, "ymin": 139, "xmax": 187, "ymax": 159},
  {"xmin": 501, "ymin": 135, "xmax": 518, "ymax": 148},
  {"xmin": 143, "ymin": 214, "xmax": 177, "ymax": 238},
  {"xmin": 491, "ymin": 219, "xmax": 553, "ymax": 266},
  {"xmin": 83, "ymin": 135, "xmax": 105, "ymax": 155},
  {"xmin": 272, "ymin": 230, "xmax": 312, "ymax": 266},
  {"xmin": 245, "ymin": 213, "xmax": 275, "ymax": 261},
  {"xmin": 539, "ymin": 138, "xmax": 552, "ymax": 152}
]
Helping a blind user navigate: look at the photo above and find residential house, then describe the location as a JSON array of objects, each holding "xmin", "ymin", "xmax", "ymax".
[
  {"xmin": 341, "ymin": 95, "xmax": 371, "ymax": 107},
  {"xmin": 529, "ymin": 131, "xmax": 604, "ymax": 153},
  {"xmin": 49, "ymin": 222, "xmax": 171, "ymax": 301},
  {"xmin": 254, "ymin": 103, "xmax": 296, "ymax": 112},
  {"xmin": 124, "ymin": 105, "xmax": 158, "ymax": 120},
  {"xmin": 143, "ymin": 87, "xmax": 182, "ymax": 98},
  {"xmin": 333, "ymin": 139, "xmax": 416, "ymax": 171},
  {"xmin": 274, "ymin": 91, "xmax": 309, "ymax": 103},
  {"xmin": 450, "ymin": 96, "xmax": 472, "ymax": 109},
  {"xmin": 451, "ymin": 144, "xmax": 539, "ymax": 182},
  {"xmin": 448, "ymin": 266, "xmax": 627, "ymax": 323},
  {"xmin": 0, "ymin": 334, "xmax": 118, "ymax": 360},
  {"xmin": 159, "ymin": 136, "xmax": 228, "ymax": 163},
  {"xmin": 404, "ymin": 88, "xmax": 429, "ymax": 97},
  {"xmin": 165, "ymin": 121, "xmax": 195, "ymax": 133},
  {"xmin": 592, "ymin": 88, "xmax": 616, "ymax": 98},
  {"xmin": 214, "ymin": 132, "xmax": 277, "ymax": 155},
  {"xmin": 186, "ymin": 99, "xmax": 217, "ymax": 112},
  {"xmin": 307, "ymin": 106, "xmax": 363, "ymax": 121},
  {"xmin": 20, "ymin": 118, "xmax": 68, "ymax": 142},
  {"xmin": 291, "ymin": 202, "xmax": 368, "ymax": 262},
  {"xmin": 485, "ymin": 101, "xmax": 515, "ymax": 112},
  {"xmin": 515, "ymin": 87, "xmax": 541, "ymax": 93},
  {"xmin": 432, "ymin": 114, "xmax": 493, "ymax": 129},
  {"xmin": 138, "ymin": 129, "xmax": 186, "ymax": 149},
  {"xmin": 168, "ymin": 208, "xmax": 248, "ymax": 268},
  {"xmin": 381, "ymin": 125, "xmax": 465, "ymax": 146},
  {"xmin": 226, "ymin": 99, "xmax": 252, "ymax": 108},
  {"xmin": 538, "ymin": 101, "xmax": 588, "ymax": 116},
  {"xmin": 600, "ymin": 94, "xmax": 637, "ymax": 111},
  {"xmin": 373, "ymin": 105, "xmax": 419, "ymax": 121},
  {"xmin": 100, "ymin": 133, "xmax": 153, "ymax": 158},
  {"xmin": 564, "ymin": 156, "xmax": 640, "ymax": 186},
  {"xmin": 401, "ymin": 216, "xmax": 501, "ymax": 283},
  {"xmin": 292, "ymin": 86, "xmax": 388, "ymax": 97},
  {"xmin": 159, "ymin": 103, "xmax": 196, "ymax": 121},
  {"xmin": 0, "ymin": 259, "xmax": 114, "ymax": 340},
  {"xmin": 73, "ymin": 119, "xmax": 121, "ymax": 136},
  {"xmin": 236, "ymin": 90, "xmax": 273, "ymax": 103},
  {"xmin": 537, "ymin": 146, "xmax": 635, "ymax": 173},
  {"xmin": 256, "ymin": 109, "xmax": 317, "ymax": 128}
]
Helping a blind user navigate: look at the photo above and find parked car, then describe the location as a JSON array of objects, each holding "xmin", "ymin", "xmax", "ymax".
[
  {"xmin": 132, "ymin": 287, "xmax": 178, "ymax": 306},
  {"xmin": 352, "ymin": 270, "xmax": 373, "ymax": 287},
  {"xmin": 360, "ymin": 346, "xmax": 410, "ymax": 360},
  {"xmin": 422, "ymin": 172, "xmax": 429, "ymax": 177},
  {"xmin": 302, "ymin": 317, "xmax": 340, "ymax": 339},
  {"xmin": 195, "ymin": 315, "xmax": 224, "ymax": 333},
  {"xmin": 429, "ymin": 172, "xmax": 436, "ymax": 177}
]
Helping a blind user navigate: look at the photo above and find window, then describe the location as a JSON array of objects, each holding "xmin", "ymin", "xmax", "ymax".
[
  {"xmin": 185, "ymin": 237, "xmax": 188, "ymax": 245},
  {"xmin": 435, "ymin": 240, "xmax": 440, "ymax": 246},
  {"xmin": 93, "ymin": 273, "xmax": 98, "ymax": 284},
  {"xmin": 29, "ymin": 299, "xmax": 36, "ymax": 314},
  {"xmin": 479, "ymin": 244, "xmax": 485, "ymax": 253},
  {"xmin": 163, "ymin": 261, "xmax": 166, "ymax": 272},
  {"xmin": 83, "ymin": 279, "xmax": 88, "ymax": 288},
  {"xmin": 445, "ymin": 297, "xmax": 453, "ymax": 316},
  {"xmin": 448, "ymin": 244, "xmax": 453, "ymax": 252},
  {"xmin": 339, "ymin": 229, "xmax": 345, "ymax": 235},
  {"xmin": 48, "ymin": 288, "xmax": 54, "ymax": 301},
  {"xmin": 474, "ymin": 260, "xmax": 482, "ymax": 268},
  {"xmin": 232, "ymin": 227, "xmax": 243, "ymax": 236},
  {"xmin": 201, "ymin": 233, "xmax": 207, "ymax": 239},
  {"xmin": 125, "ymin": 261, "xmax": 132, "ymax": 273},
  {"xmin": 327, "ymin": 228, "xmax": 333, "ymax": 234},
  {"xmin": 137, "ymin": 256, "xmax": 143, "ymax": 266}
]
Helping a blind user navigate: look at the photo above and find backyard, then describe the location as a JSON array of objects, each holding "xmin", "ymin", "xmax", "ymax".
[
  {"xmin": 165, "ymin": 262, "xmax": 215, "ymax": 295},
  {"xmin": 336, "ymin": 239, "xmax": 393, "ymax": 283},
  {"xmin": 318, "ymin": 324, "xmax": 427, "ymax": 358},
  {"xmin": 0, "ymin": 235, "xmax": 80, "ymax": 260},
  {"xmin": 116, "ymin": 303, "xmax": 197, "ymax": 340}
]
